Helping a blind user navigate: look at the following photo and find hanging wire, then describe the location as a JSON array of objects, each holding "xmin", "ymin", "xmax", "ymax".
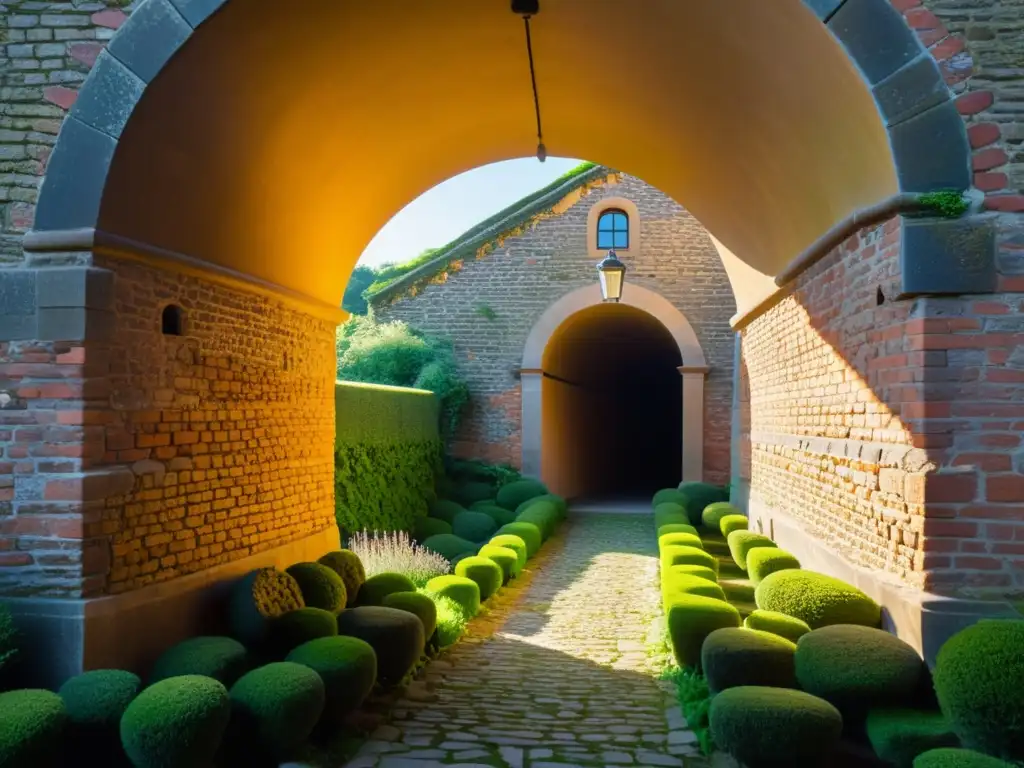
[{"xmin": 521, "ymin": 14, "xmax": 547, "ymax": 162}]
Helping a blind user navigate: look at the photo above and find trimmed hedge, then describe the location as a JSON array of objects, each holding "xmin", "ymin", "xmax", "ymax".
[
  {"xmin": 421, "ymin": 533, "xmax": 478, "ymax": 562},
  {"xmin": 285, "ymin": 635, "xmax": 377, "ymax": 718},
  {"xmin": 658, "ymin": 531, "xmax": 705, "ymax": 551},
  {"xmin": 478, "ymin": 544, "xmax": 520, "ymax": 582},
  {"xmin": 317, "ymin": 550, "xmax": 366, "ymax": 608},
  {"xmin": 0, "ymin": 689, "xmax": 67, "ymax": 768},
  {"xmin": 665, "ymin": 594, "xmax": 741, "ymax": 668},
  {"xmin": 335, "ymin": 606, "xmax": 425, "ymax": 685},
  {"xmin": 496, "ymin": 479, "xmax": 548, "ymax": 511},
  {"xmin": 667, "ymin": 563, "xmax": 718, "ymax": 583},
  {"xmin": 425, "ymin": 575, "xmax": 481, "ymax": 617},
  {"xmin": 149, "ymin": 636, "xmax": 249, "ymax": 687},
  {"xmin": 333, "ymin": 381, "xmax": 441, "ymax": 536},
  {"xmin": 473, "ymin": 504, "xmax": 518, "ymax": 527},
  {"xmin": 488, "ymin": 534, "xmax": 528, "ymax": 571},
  {"xmin": 516, "ymin": 494, "xmax": 567, "ymax": 520},
  {"xmin": 383, "ymin": 591, "xmax": 439, "ymax": 639},
  {"xmin": 933, "ymin": 619, "xmax": 1024, "ymax": 761},
  {"xmin": 495, "ymin": 522, "xmax": 542, "ymax": 558},
  {"xmin": 452, "ymin": 481, "xmax": 494, "ymax": 506},
  {"xmin": 654, "ymin": 502, "xmax": 690, "ymax": 531},
  {"xmin": 677, "ymin": 482, "xmax": 730, "ymax": 526},
  {"xmin": 746, "ymin": 548, "xmax": 800, "ymax": 586},
  {"xmin": 709, "ymin": 686, "xmax": 843, "ymax": 768},
  {"xmin": 727, "ymin": 530, "xmax": 778, "ymax": 571},
  {"xmin": 59, "ymin": 669, "xmax": 140, "ymax": 763},
  {"xmin": 913, "ymin": 749, "xmax": 1016, "ymax": 768},
  {"xmin": 413, "ymin": 516, "xmax": 452, "ymax": 542},
  {"xmin": 701, "ymin": 627, "xmax": 797, "ymax": 693},
  {"xmin": 657, "ymin": 522, "xmax": 700, "ymax": 538},
  {"xmin": 663, "ymin": 572, "xmax": 726, "ymax": 602},
  {"xmin": 269, "ymin": 608, "xmax": 339, "ymax": 655},
  {"xmin": 452, "ymin": 510, "xmax": 498, "ymax": 542},
  {"xmin": 286, "ymin": 562, "xmax": 347, "ymax": 614},
  {"xmin": 744, "ymin": 609, "xmax": 811, "ymax": 643},
  {"xmin": 795, "ymin": 625, "xmax": 925, "ymax": 717},
  {"xmin": 120, "ymin": 675, "xmax": 231, "ymax": 768},
  {"xmin": 702, "ymin": 502, "xmax": 741, "ymax": 531},
  {"xmin": 357, "ymin": 572, "xmax": 417, "ymax": 606},
  {"xmin": 429, "ymin": 499, "xmax": 466, "ymax": 525},
  {"xmin": 224, "ymin": 662, "xmax": 325, "ymax": 762},
  {"xmin": 661, "ymin": 544, "xmax": 718, "ymax": 575},
  {"xmin": 866, "ymin": 709, "xmax": 959, "ymax": 768},
  {"xmin": 229, "ymin": 568, "xmax": 305, "ymax": 648},
  {"xmin": 755, "ymin": 569, "xmax": 881, "ymax": 629},
  {"xmin": 720, "ymin": 514, "xmax": 748, "ymax": 537},
  {"xmin": 516, "ymin": 501, "xmax": 560, "ymax": 540},
  {"xmin": 455, "ymin": 556, "xmax": 504, "ymax": 601},
  {"xmin": 653, "ymin": 488, "xmax": 690, "ymax": 510}
]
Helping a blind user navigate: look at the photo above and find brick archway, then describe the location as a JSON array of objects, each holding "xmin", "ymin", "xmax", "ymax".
[{"xmin": 520, "ymin": 283, "xmax": 708, "ymax": 486}]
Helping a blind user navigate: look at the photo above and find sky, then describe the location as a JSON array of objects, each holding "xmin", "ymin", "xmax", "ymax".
[{"xmin": 357, "ymin": 156, "xmax": 583, "ymax": 269}]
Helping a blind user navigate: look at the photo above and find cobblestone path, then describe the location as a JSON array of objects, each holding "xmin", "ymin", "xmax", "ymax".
[{"xmin": 345, "ymin": 512, "xmax": 706, "ymax": 768}]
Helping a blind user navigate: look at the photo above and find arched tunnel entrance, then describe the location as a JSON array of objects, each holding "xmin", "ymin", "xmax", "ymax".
[{"xmin": 541, "ymin": 304, "xmax": 682, "ymax": 501}]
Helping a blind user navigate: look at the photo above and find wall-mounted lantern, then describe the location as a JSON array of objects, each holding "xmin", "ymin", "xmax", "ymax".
[{"xmin": 597, "ymin": 250, "xmax": 627, "ymax": 302}]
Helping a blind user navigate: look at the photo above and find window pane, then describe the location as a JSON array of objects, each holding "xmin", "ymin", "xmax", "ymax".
[
  {"xmin": 597, "ymin": 231, "xmax": 613, "ymax": 249},
  {"xmin": 613, "ymin": 213, "xmax": 628, "ymax": 230},
  {"xmin": 613, "ymin": 231, "xmax": 628, "ymax": 249},
  {"xmin": 597, "ymin": 213, "xmax": 613, "ymax": 231}
]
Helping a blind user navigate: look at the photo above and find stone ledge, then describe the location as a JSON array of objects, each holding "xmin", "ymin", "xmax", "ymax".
[{"xmin": 749, "ymin": 430, "xmax": 933, "ymax": 471}]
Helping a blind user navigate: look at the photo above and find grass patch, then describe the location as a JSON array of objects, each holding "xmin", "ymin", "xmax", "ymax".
[{"xmin": 661, "ymin": 665, "xmax": 715, "ymax": 755}]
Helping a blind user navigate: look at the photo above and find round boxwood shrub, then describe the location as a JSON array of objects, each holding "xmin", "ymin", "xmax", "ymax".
[
  {"xmin": 488, "ymin": 534, "xmax": 528, "ymax": 571},
  {"xmin": 452, "ymin": 510, "xmax": 498, "ymax": 543},
  {"xmin": 286, "ymin": 562, "xmax": 347, "ymax": 614},
  {"xmin": 149, "ymin": 636, "xmax": 249, "ymax": 687},
  {"xmin": 913, "ymin": 748, "xmax": 1016, "ymax": 768},
  {"xmin": 661, "ymin": 544, "xmax": 718, "ymax": 575},
  {"xmin": 746, "ymin": 548, "xmax": 801, "ymax": 586},
  {"xmin": 120, "ymin": 675, "xmax": 231, "ymax": 768},
  {"xmin": 450, "ymin": 551, "xmax": 474, "ymax": 569},
  {"xmin": 425, "ymin": 575, "xmax": 481, "ymax": 617},
  {"xmin": 429, "ymin": 499, "xmax": 466, "ymax": 524},
  {"xmin": 224, "ymin": 662, "xmax": 325, "ymax": 762},
  {"xmin": 744, "ymin": 609, "xmax": 811, "ymax": 643},
  {"xmin": 229, "ymin": 567, "xmax": 305, "ymax": 647},
  {"xmin": 701, "ymin": 627, "xmax": 797, "ymax": 694},
  {"xmin": 653, "ymin": 488, "xmax": 689, "ymax": 510},
  {"xmin": 662, "ymin": 572, "xmax": 726, "ymax": 602},
  {"xmin": 866, "ymin": 708, "xmax": 959, "ymax": 768},
  {"xmin": 455, "ymin": 556, "xmax": 504, "ymax": 601},
  {"xmin": 755, "ymin": 569, "xmax": 881, "ymax": 629},
  {"xmin": 654, "ymin": 502, "xmax": 690, "ymax": 530},
  {"xmin": 495, "ymin": 522, "xmax": 542, "ymax": 558},
  {"xmin": 0, "ymin": 689, "xmax": 66, "ymax": 768},
  {"xmin": 703, "ymin": 502, "xmax": 741, "ymax": 531},
  {"xmin": 382, "ymin": 591, "xmax": 438, "ymax": 639},
  {"xmin": 285, "ymin": 635, "xmax": 377, "ymax": 718},
  {"xmin": 795, "ymin": 624, "xmax": 925, "ymax": 717},
  {"xmin": 666, "ymin": 563, "xmax": 718, "ymax": 583},
  {"xmin": 720, "ymin": 514, "xmax": 749, "ymax": 537},
  {"xmin": 516, "ymin": 501, "xmax": 560, "ymax": 540},
  {"xmin": 335, "ymin": 606, "xmax": 424, "ymax": 685},
  {"xmin": 59, "ymin": 669, "xmax": 141, "ymax": 762},
  {"xmin": 317, "ymin": 550, "xmax": 365, "ymax": 608},
  {"xmin": 665, "ymin": 593, "xmax": 741, "ymax": 668},
  {"xmin": 357, "ymin": 572, "xmax": 417, "ymax": 606},
  {"xmin": 474, "ymin": 504, "xmax": 518, "ymax": 527},
  {"xmin": 454, "ymin": 481, "xmax": 494, "ymax": 506},
  {"xmin": 658, "ymin": 531, "xmax": 704, "ymax": 551},
  {"xmin": 421, "ymin": 533, "xmax": 478, "ymax": 562},
  {"xmin": 657, "ymin": 522, "xmax": 699, "ymax": 538},
  {"xmin": 516, "ymin": 494, "xmax": 567, "ymax": 521},
  {"xmin": 933, "ymin": 619, "xmax": 1024, "ymax": 761},
  {"xmin": 496, "ymin": 479, "xmax": 548, "ymax": 510},
  {"xmin": 678, "ymin": 482, "xmax": 730, "ymax": 525},
  {"xmin": 727, "ymin": 530, "xmax": 778, "ymax": 571},
  {"xmin": 478, "ymin": 544, "xmax": 520, "ymax": 582},
  {"xmin": 709, "ymin": 685, "xmax": 843, "ymax": 767},
  {"xmin": 268, "ymin": 607, "xmax": 338, "ymax": 655},
  {"xmin": 413, "ymin": 516, "xmax": 452, "ymax": 543}
]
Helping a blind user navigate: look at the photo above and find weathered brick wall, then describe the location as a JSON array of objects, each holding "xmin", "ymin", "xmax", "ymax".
[{"xmin": 374, "ymin": 174, "xmax": 737, "ymax": 484}]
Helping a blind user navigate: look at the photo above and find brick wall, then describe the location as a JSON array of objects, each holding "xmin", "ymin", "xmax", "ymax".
[{"xmin": 374, "ymin": 173, "xmax": 736, "ymax": 484}]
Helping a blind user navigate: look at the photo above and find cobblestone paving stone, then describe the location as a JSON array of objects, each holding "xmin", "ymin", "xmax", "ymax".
[{"xmin": 344, "ymin": 512, "xmax": 707, "ymax": 768}]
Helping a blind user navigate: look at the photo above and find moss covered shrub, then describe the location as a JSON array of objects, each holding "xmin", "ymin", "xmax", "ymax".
[
  {"xmin": 744, "ymin": 609, "xmax": 811, "ymax": 643},
  {"xmin": 661, "ymin": 544, "xmax": 718, "ymax": 575},
  {"xmin": 425, "ymin": 575, "xmax": 481, "ymax": 617},
  {"xmin": 59, "ymin": 669, "xmax": 140, "ymax": 763},
  {"xmin": 286, "ymin": 562, "xmax": 347, "ymax": 614},
  {"xmin": 229, "ymin": 568, "xmax": 305, "ymax": 647},
  {"xmin": 516, "ymin": 493, "xmax": 567, "ymax": 520},
  {"xmin": 413, "ymin": 516, "xmax": 452, "ymax": 542},
  {"xmin": 488, "ymin": 534, "xmax": 528, "ymax": 571},
  {"xmin": 285, "ymin": 635, "xmax": 377, "ymax": 718},
  {"xmin": 913, "ymin": 748, "xmax": 1015, "ymax": 767},
  {"xmin": 317, "ymin": 550, "xmax": 366, "ymax": 607},
  {"xmin": 455, "ymin": 556, "xmax": 504, "ymax": 601},
  {"xmin": 702, "ymin": 627, "xmax": 797, "ymax": 693},
  {"xmin": 755, "ymin": 569, "xmax": 881, "ymax": 629},
  {"xmin": 658, "ymin": 531, "xmax": 704, "ymax": 551},
  {"xmin": 268, "ymin": 607, "xmax": 338, "ymax": 655},
  {"xmin": 796, "ymin": 625, "xmax": 925, "ymax": 717},
  {"xmin": 421, "ymin": 533, "xmax": 478, "ymax": 562},
  {"xmin": 495, "ymin": 522, "xmax": 542, "ymax": 558},
  {"xmin": 667, "ymin": 563, "xmax": 718, "ymax": 583},
  {"xmin": 663, "ymin": 571, "xmax": 726, "ymax": 602},
  {"xmin": 866, "ymin": 709, "xmax": 959, "ymax": 768},
  {"xmin": 0, "ymin": 688, "xmax": 66, "ymax": 768},
  {"xmin": 709, "ymin": 685, "xmax": 843, "ymax": 768},
  {"xmin": 727, "ymin": 530, "xmax": 778, "ymax": 571},
  {"xmin": 678, "ymin": 481, "xmax": 730, "ymax": 521},
  {"xmin": 120, "ymin": 675, "xmax": 230, "ymax": 768},
  {"xmin": 474, "ymin": 504, "xmax": 518, "ymax": 527},
  {"xmin": 335, "ymin": 606, "xmax": 424, "ymax": 685},
  {"xmin": 452, "ymin": 510, "xmax": 498, "ymax": 542},
  {"xmin": 665, "ymin": 594, "xmax": 741, "ymax": 668},
  {"xmin": 224, "ymin": 662, "xmax": 325, "ymax": 762},
  {"xmin": 653, "ymin": 488, "xmax": 690, "ymax": 510},
  {"xmin": 746, "ymin": 548, "xmax": 800, "ymax": 586},
  {"xmin": 496, "ymin": 479, "xmax": 548, "ymax": 510},
  {"xmin": 478, "ymin": 544, "xmax": 520, "ymax": 582},
  {"xmin": 383, "ymin": 591, "xmax": 438, "ymax": 639},
  {"xmin": 933, "ymin": 619, "xmax": 1024, "ymax": 761},
  {"xmin": 432, "ymin": 593, "xmax": 470, "ymax": 647},
  {"xmin": 149, "ymin": 636, "xmax": 249, "ymax": 687},
  {"xmin": 356, "ymin": 571, "xmax": 417, "ymax": 607},
  {"xmin": 720, "ymin": 514, "xmax": 748, "ymax": 537},
  {"xmin": 428, "ymin": 499, "xmax": 466, "ymax": 524},
  {"xmin": 658, "ymin": 522, "xmax": 700, "ymax": 538},
  {"xmin": 703, "ymin": 502, "xmax": 741, "ymax": 531},
  {"xmin": 516, "ymin": 501, "xmax": 560, "ymax": 540}
]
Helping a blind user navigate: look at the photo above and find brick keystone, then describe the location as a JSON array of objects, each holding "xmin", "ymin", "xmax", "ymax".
[
  {"xmin": 967, "ymin": 123, "xmax": 1000, "ymax": 149},
  {"xmin": 91, "ymin": 9, "xmax": 127, "ymax": 28},
  {"xmin": 972, "ymin": 147, "xmax": 1008, "ymax": 171},
  {"xmin": 43, "ymin": 86, "xmax": 78, "ymax": 111},
  {"xmin": 69, "ymin": 42, "xmax": 104, "ymax": 68},
  {"xmin": 956, "ymin": 91, "xmax": 993, "ymax": 116}
]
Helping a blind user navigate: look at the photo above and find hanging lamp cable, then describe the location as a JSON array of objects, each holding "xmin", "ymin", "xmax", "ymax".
[{"xmin": 520, "ymin": 13, "xmax": 547, "ymax": 162}]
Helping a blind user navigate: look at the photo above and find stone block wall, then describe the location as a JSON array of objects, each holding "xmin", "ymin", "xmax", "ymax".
[{"xmin": 373, "ymin": 173, "xmax": 736, "ymax": 484}]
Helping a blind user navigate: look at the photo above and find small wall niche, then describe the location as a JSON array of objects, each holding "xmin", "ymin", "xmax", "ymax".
[{"xmin": 161, "ymin": 304, "xmax": 185, "ymax": 336}]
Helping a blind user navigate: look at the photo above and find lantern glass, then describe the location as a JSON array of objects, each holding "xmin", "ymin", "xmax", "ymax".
[{"xmin": 597, "ymin": 251, "xmax": 626, "ymax": 302}]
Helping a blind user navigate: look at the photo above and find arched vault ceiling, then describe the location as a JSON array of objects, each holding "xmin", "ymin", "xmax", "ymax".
[{"xmin": 98, "ymin": 0, "xmax": 898, "ymax": 310}]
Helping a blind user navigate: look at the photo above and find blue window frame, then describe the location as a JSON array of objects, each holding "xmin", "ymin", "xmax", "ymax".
[{"xmin": 597, "ymin": 209, "xmax": 629, "ymax": 250}]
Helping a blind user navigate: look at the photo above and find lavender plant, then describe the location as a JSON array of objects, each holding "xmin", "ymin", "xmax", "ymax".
[{"xmin": 348, "ymin": 530, "xmax": 450, "ymax": 588}]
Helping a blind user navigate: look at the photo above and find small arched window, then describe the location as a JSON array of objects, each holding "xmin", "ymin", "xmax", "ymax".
[
  {"xmin": 161, "ymin": 304, "xmax": 184, "ymax": 336},
  {"xmin": 596, "ymin": 208, "xmax": 629, "ymax": 250}
]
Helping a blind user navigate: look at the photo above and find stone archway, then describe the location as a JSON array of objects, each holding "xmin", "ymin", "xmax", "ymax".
[{"xmin": 521, "ymin": 284, "xmax": 708, "ymax": 488}]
